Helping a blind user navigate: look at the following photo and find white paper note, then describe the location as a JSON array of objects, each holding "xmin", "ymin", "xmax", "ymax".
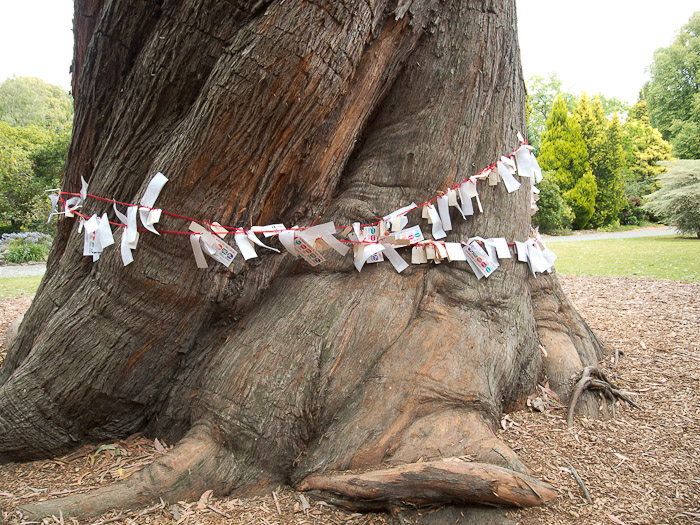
[
  {"xmin": 383, "ymin": 202, "xmax": 416, "ymax": 233},
  {"xmin": 464, "ymin": 240, "xmax": 497, "ymax": 278},
  {"xmin": 426, "ymin": 204, "xmax": 446, "ymax": 240},
  {"xmin": 497, "ymin": 158, "xmax": 521, "ymax": 193},
  {"xmin": 362, "ymin": 225, "xmax": 384, "ymax": 263},
  {"xmin": 491, "ymin": 238, "xmax": 511, "ymax": 259},
  {"xmin": 294, "ymin": 235, "xmax": 326, "ymax": 266},
  {"xmin": 393, "ymin": 225, "xmax": 424, "ymax": 245},
  {"xmin": 526, "ymin": 241, "xmax": 550, "ymax": 275},
  {"xmin": 96, "ymin": 213, "xmax": 115, "ymax": 249},
  {"xmin": 84, "ymin": 215, "xmax": 99, "ymax": 234},
  {"xmin": 300, "ymin": 221, "xmax": 336, "ymax": 244},
  {"xmin": 382, "ymin": 244, "xmax": 409, "ymax": 273},
  {"xmin": 278, "ymin": 229, "xmax": 299, "ymax": 256},
  {"xmin": 320, "ymin": 234, "xmax": 350, "ymax": 256},
  {"xmin": 436, "ymin": 195, "xmax": 452, "ymax": 231},
  {"xmin": 234, "ymin": 233, "xmax": 258, "ymax": 260},
  {"xmin": 247, "ymin": 230, "xmax": 280, "ymax": 253},
  {"xmin": 354, "ymin": 243, "xmax": 384, "ymax": 272},
  {"xmin": 253, "ymin": 224, "xmax": 286, "ymax": 238},
  {"xmin": 190, "ymin": 234, "xmax": 209, "ymax": 268},
  {"xmin": 514, "ymin": 241, "xmax": 528, "ymax": 263},
  {"xmin": 445, "ymin": 242, "xmax": 467, "ymax": 261},
  {"xmin": 139, "ymin": 172, "xmax": 168, "ymax": 234}
]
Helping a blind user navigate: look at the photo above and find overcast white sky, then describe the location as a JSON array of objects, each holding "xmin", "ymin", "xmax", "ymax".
[{"xmin": 0, "ymin": 1, "xmax": 697, "ymax": 105}]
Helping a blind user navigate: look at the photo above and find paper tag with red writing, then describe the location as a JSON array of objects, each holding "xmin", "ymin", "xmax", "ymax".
[
  {"xmin": 464, "ymin": 241, "xmax": 497, "ymax": 278},
  {"xmin": 363, "ymin": 226, "xmax": 384, "ymax": 263},
  {"xmin": 293, "ymin": 236, "xmax": 325, "ymax": 266}
]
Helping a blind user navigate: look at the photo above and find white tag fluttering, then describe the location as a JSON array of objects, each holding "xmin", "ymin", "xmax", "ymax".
[
  {"xmin": 246, "ymin": 230, "xmax": 281, "ymax": 253},
  {"xmin": 139, "ymin": 172, "xmax": 168, "ymax": 235},
  {"xmin": 463, "ymin": 238, "xmax": 498, "ymax": 278},
  {"xmin": 381, "ymin": 244, "xmax": 409, "ymax": 273},
  {"xmin": 497, "ymin": 157, "xmax": 521, "ymax": 193},
  {"xmin": 189, "ymin": 222, "xmax": 237, "ymax": 268},
  {"xmin": 82, "ymin": 213, "xmax": 114, "ymax": 262},
  {"xmin": 47, "ymin": 193, "xmax": 60, "ymax": 223},
  {"xmin": 514, "ymin": 145, "xmax": 543, "ymax": 183},
  {"xmin": 65, "ymin": 176, "xmax": 89, "ymax": 216},
  {"xmin": 436, "ymin": 194, "xmax": 452, "ymax": 232},
  {"xmin": 383, "ymin": 203, "xmax": 417, "ymax": 233},
  {"xmin": 113, "ymin": 203, "xmax": 138, "ymax": 266},
  {"xmin": 425, "ymin": 204, "xmax": 446, "ymax": 240},
  {"xmin": 354, "ymin": 243, "xmax": 384, "ymax": 272}
]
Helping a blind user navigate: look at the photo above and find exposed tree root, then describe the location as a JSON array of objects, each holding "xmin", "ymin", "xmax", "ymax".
[
  {"xmin": 567, "ymin": 366, "xmax": 640, "ymax": 426},
  {"xmin": 19, "ymin": 423, "xmax": 229, "ymax": 520},
  {"xmin": 297, "ymin": 460, "xmax": 556, "ymax": 511}
]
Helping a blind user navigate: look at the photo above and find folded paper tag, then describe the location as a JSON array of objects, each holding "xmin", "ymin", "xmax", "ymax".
[
  {"xmin": 490, "ymin": 238, "xmax": 511, "ymax": 259},
  {"xmin": 382, "ymin": 244, "xmax": 409, "ymax": 273},
  {"xmin": 189, "ymin": 222, "xmax": 238, "ymax": 267},
  {"xmin": 514, "ymin": 145, "xmax": 543, "ymax": 183},
  {"xmin": 139, "ymin": 172, "xmax": 168, "ymax": 234},
  {"xmin": 426, "ymin": 204, "xmax": 446, "ymax": 240},
  {"xmin": 411, "ymin": 246, "xmax": 427, "ymax": 264},
  {"xmin": 234, "ymin": 233, "xmax": 258, "ymax": 260},
  {"xmin": 210, "ymin": 221, "xmax": 229, "ymax": 238},
  {"xmin": 354, "ymin": 243, "xmax": 384, "ymax": 272},
  {"xmin": 445, "ymin": 242, "xmax": 467, "ymax": 261},
  {"xmin": 294, "ymin": 235, "xmax": 325, "ymax": 266},
  {"xmin": 464, "ymin": 240, "xmax": 497, "ymax": 278},
  {"xmin": 393, "ymin": 225, "xmax": 424, "ymax": 245},
  {"xmin": 252, "ymin": 224, "xmax": 286, "ymax": 238},
  {"xmin": 526, "ymin": 241, "xmax": 550, "ymax": 275},
  {"xmin": 384, "ymin": 203, "xmax": 416, "ymax": 233},
  {"xmin": 514, "ymin": 241, "xmax": 528, "ymax": 262},
  {"xmin": 146, "ymin": 208, "xmax": 162, "ymax": 226},
  {"xmin": 497, "ymin": 157, "xmax": 521, "ymax": 193},
  {"xmin": 436, "ymin": 194, "xmax": 452, "ymax": 232},
  {"xmin": 320, "ymin": 234, "xmax": 350, "ymax": 256},
  {"xmin": 246, "ymin": 230, "xmax": 280, "ymax": 253},
  {"xmin": 278, "ymin": 229, "xmax": 298, "ymax": 256},
  {"xmin": 363, "ymin": 225, "xmax": 384, "ymax": 263}
]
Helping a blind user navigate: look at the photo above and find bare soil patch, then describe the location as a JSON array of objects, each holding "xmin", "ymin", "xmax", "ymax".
[{"xmin": 0, "ymin": 274, "xmax": 698, "ymax": 524}]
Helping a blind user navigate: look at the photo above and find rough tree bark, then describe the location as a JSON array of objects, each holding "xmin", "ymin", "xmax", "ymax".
[{"xmin": 1, "ymin": 0, "xmax": 606, "ymax": 519}]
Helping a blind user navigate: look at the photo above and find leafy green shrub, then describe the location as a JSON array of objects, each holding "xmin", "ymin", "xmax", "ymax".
[
  {"xmin": 532, "ymin": 172, "xmax": 573, "ymax": 233},
  {"xmin": 645, "ymin": 160, "xmax": 700, "ymax": 238},
  {"xmin": 564, "ymin": 172, "xmax": 597, "ymax": 229},
  {"xmin": 1, "ymin": 232, "xmax": 52, "ymax": 263}
]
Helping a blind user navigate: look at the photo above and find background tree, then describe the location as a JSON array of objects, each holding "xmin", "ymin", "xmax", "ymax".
[
  {"xmin": 644, "ymin": 12, "xmax": 700, "ymax": 159},
  {"xmin": 0, "ymin": 77, "xmax": 73, "ymax": 132},
  {"xmin": 620, "ymin": 100, "xmax": 673, "ymax": 225},
  {"xmin": 645, "ymin": 160, "xmax": 700, "ymax": 237},
  {"xmin": 1, "ymin": 0, "xmax": 609, "ymax": 520},
  {"xmin": 589, "ymin": 112, "xmax": 625, "ymax": 227},
  {"xmin": 538, "ymin": 95, "xmax": 596, "ymax": 228},
  {"xmin": 0, "ymin": 122, "xmax": 70, "ymax": 232},
  {"xmin": 531, "ymin": 172, "xmax": 573, "ymax": 232},
  {"xmin": 525, "ymin": 74, "xmax": 575, "ymax": 150}
]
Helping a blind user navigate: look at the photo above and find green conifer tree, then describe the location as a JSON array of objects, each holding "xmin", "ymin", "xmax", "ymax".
[
  {"xmin": 538, "ymin": 95, "xmax": 594, "ymax": 228},
  {"xmin": 589, "ymin": 113, "xmax": 626, "ymax": 227}
]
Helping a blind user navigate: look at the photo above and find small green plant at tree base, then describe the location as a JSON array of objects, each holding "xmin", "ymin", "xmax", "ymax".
[
  {"xmin": 645, "ymin": 160, "xmax": 700, "ymax": 239},
  {"xmin": 1, "ymin": 232, "xmax": 52, "ymax": 263}
]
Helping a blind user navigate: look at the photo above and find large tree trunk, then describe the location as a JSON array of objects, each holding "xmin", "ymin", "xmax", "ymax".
[{"xmin": 0, "ymin": 0, "xmax": 605, "ymax": 519}]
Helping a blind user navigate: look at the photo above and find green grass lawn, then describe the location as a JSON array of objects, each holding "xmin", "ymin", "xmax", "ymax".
[
  {"xmin": 551, "ymin": 236, "xmax": 700, "ymax": 282},
  {"xmin": 0, "ymin": 276, "xmax": 43, "ymax": 300}
]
